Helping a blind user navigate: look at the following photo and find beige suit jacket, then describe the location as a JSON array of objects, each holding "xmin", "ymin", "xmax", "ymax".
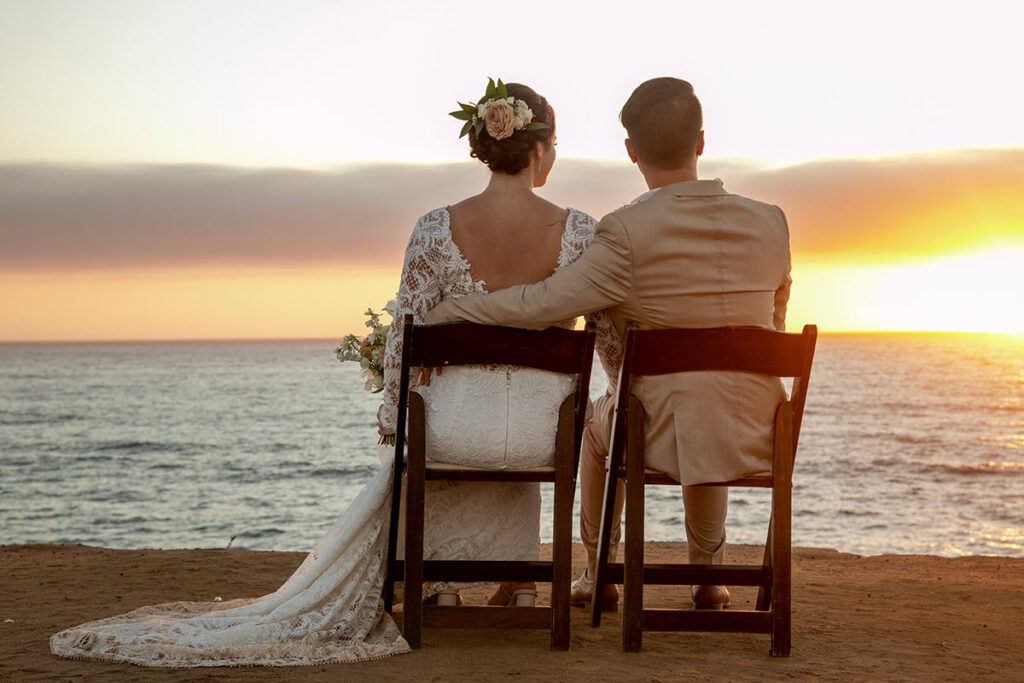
[{"xmin": 424, "ymin": 179, "xmax": 792, "ymax": 485}]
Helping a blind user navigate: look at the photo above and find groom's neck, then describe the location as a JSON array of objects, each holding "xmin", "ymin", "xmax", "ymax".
[{"xmin": 638, "ymin": 160, "xmax": 699, "ymax": 190}]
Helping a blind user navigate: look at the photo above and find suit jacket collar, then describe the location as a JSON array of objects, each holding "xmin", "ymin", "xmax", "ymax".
[{"xmin": 664, "ymin": 179, "xmax": 729, "ymax": 197}]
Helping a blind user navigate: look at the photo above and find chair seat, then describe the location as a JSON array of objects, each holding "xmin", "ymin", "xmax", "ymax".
[
  {"xmin": 426, "ymin": 462, "xmax": 556, "ymax": 473},
  {"xmin": 641, "ymin": 468, "xmax": 773, "ymax": 488},
  {"xmin": 425, "ymin": 462, "xmax": 557, "ymax": 482}
]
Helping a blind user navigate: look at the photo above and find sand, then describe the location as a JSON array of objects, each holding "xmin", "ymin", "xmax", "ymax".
[{"xmin": 2, "ymin": 542, "xmax": 1022, "ymax": 681}]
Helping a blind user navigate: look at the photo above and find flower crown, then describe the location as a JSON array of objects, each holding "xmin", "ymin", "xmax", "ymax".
[{"xmin": 449, "ymin": 78, "xmax": 550, "ymax": 141}]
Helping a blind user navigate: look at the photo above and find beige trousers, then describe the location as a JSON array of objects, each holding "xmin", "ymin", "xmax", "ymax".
[{"xmin": 579, "ymin": 393, "xmax": 729, "ymax": 575}]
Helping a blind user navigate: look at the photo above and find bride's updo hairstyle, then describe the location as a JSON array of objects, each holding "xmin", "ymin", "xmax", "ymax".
[{"xmin": 468, "ymin": 83, "xmax": 555, "ymax": 175}]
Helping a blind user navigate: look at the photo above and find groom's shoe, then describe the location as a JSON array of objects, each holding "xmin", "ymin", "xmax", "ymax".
[
  {"xmin": 691, "ymin": 585, "xmax": 731, "ymax": 610},
  {"xmin": 569, "ymin": 570, "xmax": 618, "ymax": 612}
]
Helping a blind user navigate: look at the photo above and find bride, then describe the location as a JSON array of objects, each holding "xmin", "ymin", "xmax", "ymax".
[{"xmin": 50, "ymin": 80, "xmax": 619, "ymax": 667}]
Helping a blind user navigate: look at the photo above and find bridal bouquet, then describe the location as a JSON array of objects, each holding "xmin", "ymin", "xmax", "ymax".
[{"xmin": 335, "ymin": 300, "xmax": 397, "ymax": 446}]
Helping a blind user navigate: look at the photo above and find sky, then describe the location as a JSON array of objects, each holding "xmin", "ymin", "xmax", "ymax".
[{"xmin": 1, "ymin": 0, "xmax": 1022, "ymax": 340}]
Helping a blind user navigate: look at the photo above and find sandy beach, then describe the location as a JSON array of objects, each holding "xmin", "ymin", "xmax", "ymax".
[{"xmin": 3, "ymin": 542, "xmax": 1022, "ymax": 681}]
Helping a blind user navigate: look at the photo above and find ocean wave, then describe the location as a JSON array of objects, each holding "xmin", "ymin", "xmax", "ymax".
[
  {"xmin": 93, "ymin": 440, "xmax": 205, "ymax": 455},
  {"xmin": 0, "ymin": 411, "xmax": 80, "ymax": 426},
  {"xmin": 148, "ymin": 462, "xmax": 185, "ymax": 470},
  {"xmin": 265, "ymin": 442, "xmax": 301, "ymax": 453},
  {"xmin": 244, "ymin": 528, "xmax": 287, "ymax": 537},
  {"xmin": 82, "ymin": 489, "xmax": 150, "ymax": 503},
  {"xmin": 929, "ymin": 461, "xmax": 1024, "ymax": 476},
  {"xmin": 307, "ymin": 466, "xmax": 378, "ymax": 478}
]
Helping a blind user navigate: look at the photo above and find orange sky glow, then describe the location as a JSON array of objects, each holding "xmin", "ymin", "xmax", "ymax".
[
  {"xmin": 1, "ymin": 2, "xmax": 1022, "ymax": 342},
  {"xmin": 1, "ymin": 150, "xmax": 1022, "ymax": 342}
]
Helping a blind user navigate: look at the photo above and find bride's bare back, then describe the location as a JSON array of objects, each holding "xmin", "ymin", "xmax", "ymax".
[{"xmin": 448, "ymin": 193, "xmax": 569, "ymax": 292}]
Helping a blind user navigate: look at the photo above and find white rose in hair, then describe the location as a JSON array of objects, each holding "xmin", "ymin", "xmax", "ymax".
[
  {"xmin": 514, "ymin": 100, "xmax": 534, "ymax": 129},
  {"xmin": 484, "ymin": 98, "xmax": 516, "ymax": 140}
]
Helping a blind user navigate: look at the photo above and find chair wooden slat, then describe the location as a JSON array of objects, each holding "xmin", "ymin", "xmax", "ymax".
[
  {"xmin": 390, "ymin": 560, "xmax": 556, "ymax": 582},
  {"xmin": 422, "ymin": 606, "xmax": 551, "ymax": 629},
  {"xmin": 598, "ymin": 562, "xmax": 768, "ymax": 586},
  {"xmin": 630, "ymin": 326, "xmax": 812, "ymax": 377},
  {"xmin": 409, "ymin": 320, "xmax": 594, "ymax": 373},
  {"xmin": 644, "ymin": 609, "xmax": 773, "ymax": 633}
]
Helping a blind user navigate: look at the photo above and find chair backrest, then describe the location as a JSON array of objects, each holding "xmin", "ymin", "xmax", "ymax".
[
  {"xmin": 617, "ymin": 324, "xmax": 817, "ymax": 452},
  {"xmin": 394, "ymin": 314, "xmax": 597, "ymax": 467},
  {"xmin": 401, "ymin": 314, "xmax": 597, "ymax": 373}
]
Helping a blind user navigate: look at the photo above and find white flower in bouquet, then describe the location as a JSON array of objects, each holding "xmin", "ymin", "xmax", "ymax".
[{"xmin": 335, "ymin": 300, "xmax": 396, "ymax": 445}]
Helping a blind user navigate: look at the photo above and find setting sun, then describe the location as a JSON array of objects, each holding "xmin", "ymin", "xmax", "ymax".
[{"xmin": 789, "ymin": 247, "xmax": 1024, "ymax": 334}]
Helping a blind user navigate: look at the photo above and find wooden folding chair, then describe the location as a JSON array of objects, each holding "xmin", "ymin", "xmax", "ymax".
[
  {"xmin": 590, "ymin": 324, "xmax": 817, "ymax": 656},
  {"xmin": 382, "ymin": 314, "xmax": 596, "ymax": 650}
]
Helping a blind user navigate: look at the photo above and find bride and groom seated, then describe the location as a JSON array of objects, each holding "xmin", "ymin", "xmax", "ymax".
[
  {"xmin": 390, "ymin": 77, "xmax": 791, "ymax": 611},
  {"xmin": 51, "ymin": 75, "xmax": 791, "ymax": 666}
]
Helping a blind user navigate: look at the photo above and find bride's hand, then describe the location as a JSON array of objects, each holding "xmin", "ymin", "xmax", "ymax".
[{"xmin": 376, "ymin": 405, "xmax": 395, "ymax": 436}]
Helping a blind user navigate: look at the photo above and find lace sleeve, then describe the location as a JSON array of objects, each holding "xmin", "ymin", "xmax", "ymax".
[
  {"xmin": 563, "ymin": 209, "xmax": 623, "ymax": 395},
  {"xmin": 587, "ymin": 310, "xmax": 623, "ymax": 395},
  {"xmin": 378, "ymin": 211, "xmax": 449, "ymax": 433}
]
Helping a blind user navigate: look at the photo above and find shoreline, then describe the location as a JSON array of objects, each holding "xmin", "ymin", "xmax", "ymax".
[{"xmin": 2, "ymin": 542, "xmax": 1022, "ymax": 681}]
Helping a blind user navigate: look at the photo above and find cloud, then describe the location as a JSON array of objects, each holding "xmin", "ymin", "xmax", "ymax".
[
  {"xmin": 721, "ymin": 148, "xmax": 1024, "ymax": 260},
  {"xmin": 0, "ymin": 163, "xmax": 485, "ymax": 271},
  {"xmin": 1, "ymin": 148, "xmax": 1021, "ymax": 272}
]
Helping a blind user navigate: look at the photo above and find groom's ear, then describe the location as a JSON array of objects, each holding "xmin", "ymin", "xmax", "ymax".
[
  {"xmin": 624, "ymin": 138, "xmax": 639, "ymax": 164},
  {"xmin": 696, "ymin": 130, "xmax": 705, "ymax": 157}
]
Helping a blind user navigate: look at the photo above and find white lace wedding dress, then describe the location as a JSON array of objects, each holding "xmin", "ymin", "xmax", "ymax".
[{"xmin": 50, "ymin": 207, "xmax": 620, "ymax": 667}]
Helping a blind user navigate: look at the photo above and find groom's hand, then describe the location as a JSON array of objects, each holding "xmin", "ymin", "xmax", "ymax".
[{"xmin": 423, "ymin": 299, "xmax": 460, "ymax": 325}]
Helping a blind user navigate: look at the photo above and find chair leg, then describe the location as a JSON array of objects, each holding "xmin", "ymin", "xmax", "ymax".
[
  {"xmin": 770, "ymin": 404, "xmax": 793, "ymax": 657},
  {"xmin": 756, "ymin": 521, "xmax": 773, "ymax": 612},
  {"xmin": 551, "ymin": 467, "xmax": 572, "ymax": 650},
  {"xmin": 770, "ymin": 484, "xmax": 792, "ymax": 656},
  {"xmin": 403, "ymin": 404, "xmax": 426, "ymax": 649},
  {"xmin": 622, "ymin": 413, "xmax": 645, "ymax": 653},
  {"xmin": 382, "ymin": 457, "xmax": 403, "ymax": 613},
  {"xmin": 591, "ymin": 449, "xmax": 623, "ymax": 628}
]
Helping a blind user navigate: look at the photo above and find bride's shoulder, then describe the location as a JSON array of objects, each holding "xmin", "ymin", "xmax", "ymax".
[
  {"xmin": 557, "ymin": 208, "xmax": 599, "ymax": 265},
  {"xmin": 408, "ymin": 207, "xmax": 454, "ymax": 243},
  {"xmin": 414, "ymin": 207, "xmax": 451, "ymax": 231}
]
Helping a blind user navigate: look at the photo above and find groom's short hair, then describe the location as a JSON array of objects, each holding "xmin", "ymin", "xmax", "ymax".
[{"xmin": 620, "ymin": 77, "xmax": 702, "ymax": 169}]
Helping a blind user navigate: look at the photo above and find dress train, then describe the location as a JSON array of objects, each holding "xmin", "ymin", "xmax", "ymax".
[{"xmin": 50, "ymin": 464, "xmax": 409, "ymax": 667}]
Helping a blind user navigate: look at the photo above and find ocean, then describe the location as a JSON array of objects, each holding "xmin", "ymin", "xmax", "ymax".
[{"xmin": 1, "ymin": 333, "xmax": 1021, "ymax": 558}]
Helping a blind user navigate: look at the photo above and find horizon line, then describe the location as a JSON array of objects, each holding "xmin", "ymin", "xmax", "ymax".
[
  {"xmin": 3, "ymin": 329, "xmax": 1023, "ymax": 346},
  {"xmin": 3, "ymin": 144, "xmax": 1020, "ymax": 173}
]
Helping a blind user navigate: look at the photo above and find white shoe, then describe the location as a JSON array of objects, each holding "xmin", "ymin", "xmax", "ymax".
[
  {"xmin": 570, "ymin": 568, "xmax": 618, "ymax": 611},
  {"xmin": 435, "ymin": 589, "xmax": 461, "ymax": 607},
  {"xmin": 570, "ymin": 569, "xmax": 595, "ymax": 603}
]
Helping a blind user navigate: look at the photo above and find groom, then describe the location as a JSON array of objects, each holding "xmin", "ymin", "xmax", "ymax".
[{"xmin": 425, "ymin": 77, "xmax": 792, "ymax": 609}]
